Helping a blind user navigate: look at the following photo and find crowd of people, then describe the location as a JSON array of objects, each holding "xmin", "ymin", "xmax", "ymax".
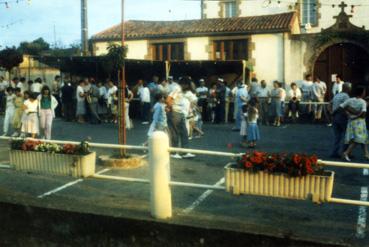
[{"xmin": 0, "ymin": 73, "xmax": 368, "ymax": 161}]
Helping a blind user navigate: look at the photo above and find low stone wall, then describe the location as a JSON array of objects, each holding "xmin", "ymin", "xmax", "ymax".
[{"xmin": 0, "ymin": 201, "xmax": 342, "ymax": 247}]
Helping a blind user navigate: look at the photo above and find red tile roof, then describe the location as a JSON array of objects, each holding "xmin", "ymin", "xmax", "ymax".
[{"xmin": 91, "ymin": 12, "xmax": 297, "ymax": 41}]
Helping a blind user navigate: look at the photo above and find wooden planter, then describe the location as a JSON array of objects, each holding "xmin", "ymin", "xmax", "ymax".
[
  {"xmin": 10, "ymin": 150, "xmax": 96, "ymax": 178},
  {"xmin": 225, "ymin": 163, "xmax": 334, "ymax": 203}
]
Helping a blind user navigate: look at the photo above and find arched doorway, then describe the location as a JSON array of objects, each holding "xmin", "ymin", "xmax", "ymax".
[{"xmin": 313, "ymin": 42, "xmax": 369, "ymax": 98}]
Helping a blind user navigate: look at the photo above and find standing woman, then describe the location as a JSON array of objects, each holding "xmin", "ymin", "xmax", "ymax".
[
  {"xmin": 76, "ymin": 80, "xmax": 86, "ymax": 123},
  {"xmin": 270, "ymin": 81, "xmax": 283, "ymax": 127},
  {"xmin": 21, "ymin": 93, "xmax": 39, "ymax": 138},
  {"xmin": 37, "ymin": 86, "xmax": 58, "ymax": 139},
  {"xmin": 12, "ymin": 88, "xmax": 25, "ymax": 137}
]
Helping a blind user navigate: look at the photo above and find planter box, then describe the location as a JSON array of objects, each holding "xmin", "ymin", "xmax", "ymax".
[
  {"xmin": 10, "ymin": 150, "xmax": 96, "ymax": 178},
  {"xmin": 225, "ymin": 163, "xmax": 334, "ymax": 203}
]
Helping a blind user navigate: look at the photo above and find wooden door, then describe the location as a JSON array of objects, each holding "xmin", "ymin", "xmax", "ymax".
[{"xmin": 313, "ymin": 43, "xmax": 369, "ymax": 98}]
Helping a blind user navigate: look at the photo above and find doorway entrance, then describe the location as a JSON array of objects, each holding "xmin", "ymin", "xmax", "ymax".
[{"xmin": 313, "ymin": 42, "xmax": 369, "ymax": 98}]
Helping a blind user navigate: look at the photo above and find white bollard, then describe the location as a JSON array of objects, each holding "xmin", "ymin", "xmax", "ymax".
[{"xmin": 149, "ymin": 131, "xmax": 172, "ymax": 219}]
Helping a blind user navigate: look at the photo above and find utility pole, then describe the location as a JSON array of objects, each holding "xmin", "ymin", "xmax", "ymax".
[
  {"xmin": 119, "ymin": 0, "xmax": 127, "ymax": 149},
  {"xmin": 81, "ymin": 0, "xmax": 88, "ymax": 56}
]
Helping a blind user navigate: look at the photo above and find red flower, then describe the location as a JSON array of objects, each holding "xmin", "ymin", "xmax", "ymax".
[
  {"xmin": 250, "ymin": 156, "xmax": 263, "ymax": 165},
  {"xmin": 244, "ymin": 161, "xmax": 253, "ymax": 168},
  {"xmin": 292, "ymin": 154, "xmax": 302, "ymax": 165}
]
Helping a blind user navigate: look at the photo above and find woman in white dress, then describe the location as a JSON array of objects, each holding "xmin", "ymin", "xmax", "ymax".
[{"xmin": 21, "ymin": 93, "xmax": 39, "ymax": 138}]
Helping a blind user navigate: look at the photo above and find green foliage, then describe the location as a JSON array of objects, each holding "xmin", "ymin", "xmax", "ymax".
[
  {"xmin": 18, "ymin": 37, "xmax": 50, "ymax": 56},
  {"xmin": 102, "ymin": 43, "xmax": 128, "ymax": 78},
  {"xmin": 0, "ymin": 47, "xmax": 23, "ymax": 72}
]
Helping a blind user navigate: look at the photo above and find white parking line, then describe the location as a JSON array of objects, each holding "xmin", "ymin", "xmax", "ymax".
[
  {"xmin": 356, "ymin": 169, "xmax": 369, "ymax": 239},
  {"xmin": 37, "ymin": 168, "xmax": 110, "ymax": 199},
  {"xmin": 182, "ymin": 177, "xmax": 224, "ymax": 214}
]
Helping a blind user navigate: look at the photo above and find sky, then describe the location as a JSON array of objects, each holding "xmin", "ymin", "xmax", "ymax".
[{"xmin": 0, "ymin": 0, "xmax": 200, "ymax": 48}]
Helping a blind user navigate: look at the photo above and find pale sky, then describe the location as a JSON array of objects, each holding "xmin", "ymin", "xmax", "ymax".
[{"xmin": 0, "ymin": 0, "xmax": 200, "ymax": 48}]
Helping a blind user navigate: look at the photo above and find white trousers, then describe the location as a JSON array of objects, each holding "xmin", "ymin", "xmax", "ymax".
[
  {"xmin": 39, "ymin": 109, "xmax": 53, "ymax": 139},
  {"xmin": 3, "ymin": 108, "xmax": 14, "ymax": 134}
]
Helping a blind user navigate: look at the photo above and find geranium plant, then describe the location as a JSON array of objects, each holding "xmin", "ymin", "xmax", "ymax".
[
  {"xmin": 237, "ymin": 151, "xmax": 323, "ymax": 177},
  {"xmin": 10, "ymin": 139, "xmax": 91, "ymax": 156}
]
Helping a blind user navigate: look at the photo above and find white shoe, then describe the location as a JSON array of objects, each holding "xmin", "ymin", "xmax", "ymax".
[
  {"xmin": 182, "ymin": 153, "xmax": 196, "ymax": 158},
  {"xmin": 327, "ymin": 123, "xmax": 332, "ymax": 127},
  {"xmin": 142, "ymin": 121, "xmax": 149, "ymax": 125},
  {"xmin": 171, "ymin": 153, "xmax": 182, "ymax": 159},
  {"xmin": 188, "ymin": 136, "xmax": 193, "ymax": 140},
  {"xmin": 19, "ymin": 133, "xmax": 26, "ymax": 138}
]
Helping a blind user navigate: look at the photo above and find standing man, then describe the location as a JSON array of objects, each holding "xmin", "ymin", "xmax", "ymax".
[
  {"xmin": 249, "ymin": 77, "xmax": 260, "ymax": 98},
  {"xmin": 233, "ymin": 81, "xmax": 249, "ymax": 131},
  {"xmin": 17, "ymin": 77, "xmax": 26, "ymax": 93},
  {"xmin": 330, "ymin": 83, "xmax": 351, "ymax": 158},
  {"xmin": 148, "ymin": 75, "xmax": 159, "ymax": 106},
  {"xmin": 332, "ymin": 75, "xmax": 344, "ymax": 97},
  {"xmin": 52, "ymin": 75, "xmax": 63, "ymax": 117},
  {"xmin": 215, "ymin": 78, "xmax": 226, "ymax": 124},
  {"xmin": 257, "ymin": 80, "xmax": 270, "ymax": 125},
  {"xmin": 225, "ymin": 83, "xmax": 232, "ymax": 123},
  {"xmin": 61, "ymin": 80, "xmax": 75, "ymax": 122},
  {"xmin": 137, "ymin": 81, "xmax": 151, "ymax": 125},
  {"xmin": 300, "ymin": 74, "xmax": 314, "ymax": 115},
  {"xmin": 196, "ymin": 79, "xmax": 208, "ymax": 122},
  {"xmin": 312, "ymin": 77, "xmax": 327, "ymax": 122},
  {"xmin": 167, "ymin": 76, "xmax": 195, "ymax": 159}
]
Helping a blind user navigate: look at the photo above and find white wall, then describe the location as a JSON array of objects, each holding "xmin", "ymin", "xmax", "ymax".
[
  {"xmin": 187, "ymin": 37, "xmax": 209, "ymax": 60},
  {"xmin": 94, "ymin": 40, "xmax": 148, "ymax": 59},
  {"xmin": 251, "ymin": 33, "xmax": 284, "ymax": 86},
  {"xmin": 204, "ymin": 1, "xmax": 220, "ymax": 18}
]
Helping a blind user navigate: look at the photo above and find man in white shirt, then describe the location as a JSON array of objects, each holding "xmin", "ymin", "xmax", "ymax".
[
  {"xmin": 312, "ymin": 77, "xmax": 327, "ymax": 121},
  {"xmin": 300, "ymin": 74, "xmax": 313, "ymax": 114},
  {"xmin": 257, "ymin": 80, "xmax": 270, "ymax": 125},
  {"xmin": 234, "ymin": 81, "xmax": 249, "ymax": 130},
  {"xmin": 137, "ymin": 81, "xmax": 150, "ymax": 124},
  {"xmin": 31, "ymin": 77, "xmax": 43, "ymax": 96},
  {"xmin": 17, "ymin": 77, "xmax": 26, "ymax": 93},
  {"xmin": 167, "ymin": 76, "xmax": 195, "ymax": 159},
  {"xmin": 196, "ymin": 79, "xmax": 208, "ymax": 121},
  {"xmin": 332, "ymin": 75, "xmax": 344, "ymax": 97},
  {"xmin": 287, "ymin": 82, "xmax": 302, "ymax": 121},
  {"xmin": 167, "ymin": 76, "xmax": 180, "ymax": 94}
]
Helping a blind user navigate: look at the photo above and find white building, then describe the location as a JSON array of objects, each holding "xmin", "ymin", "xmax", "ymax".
[{"xmin": 91, "ymin": 0, "xmax": 369, "ymax": 96}]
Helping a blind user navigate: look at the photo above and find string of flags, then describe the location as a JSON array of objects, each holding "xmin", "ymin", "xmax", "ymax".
[
  {"xmin": 0, "ymin": 0, "xmax": 31, "ymax": 9},
  {"xmin": 262, "ymin": 0, "xmax": 369, "ymax": 13},
  {"xmin": 0, "ymin": 19, "xmax": 23, "ymax": 29}
]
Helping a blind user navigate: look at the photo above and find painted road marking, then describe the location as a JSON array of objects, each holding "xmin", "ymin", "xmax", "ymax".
[
  {"xmin": 37, "ymin": 168, "xmax": 110, "ymax": 199},
  {"xmin": 356, "ymin": 168, "xmax": 369, "ymax": 239},
  {"xmin": 182, "ymin": 177, "xmax": 224, "ymax": 214}
]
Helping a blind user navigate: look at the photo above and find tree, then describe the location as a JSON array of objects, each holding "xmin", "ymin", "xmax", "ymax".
[
  {"xmin": 18, "ymin": 37, "xmax": 50, "ymax": 56},
  {"xmin": 103, "ymin": 43, "xmax": 127, "ymax": 80},
  {"xmin": 0, "ymin": 47, "xmax": 23, "ymax": 79}
]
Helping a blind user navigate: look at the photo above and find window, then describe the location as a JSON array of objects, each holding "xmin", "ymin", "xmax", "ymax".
[
  {"xmin": 213, "ymin": 39, "xmax": 248, "ymax": 60},
  {"xmin": 224, "ymin": 1, "xmax": 237, "ymax": 18},
  {"xmin": 301, "ymin": 0, "xmax": 317, "ymax": 26},
  {"xmin": 152, "ymin": 43, "xmax": 184, "ymax": 61}
]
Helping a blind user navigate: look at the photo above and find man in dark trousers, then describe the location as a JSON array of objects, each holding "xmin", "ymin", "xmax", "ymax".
[
  {"xmin": 330, "ymin": 83, "xmax": 351, "ymax": 158},
  {"xmin": 215, "ymin": 78, "xmax": 226, "ymax": 123},
  {"xmin": 61, "ymin": 80, "xmax": 75, "ymax": 122}
]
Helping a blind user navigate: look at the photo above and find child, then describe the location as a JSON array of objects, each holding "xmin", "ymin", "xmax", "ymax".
[
  {"xmin": 247, "ymin": 98, "xmax": 260, "ymax": 148},
  {"xmin": 240, "ymin": 103, "xmax": 248, "ymax": 147},
  {"xmin": 2, "ymin": 87, "xmax": 15, "ymax": 136},
  {"xmin": 21, "ymin": 92, "xmax": 39, "ymax": 138},
  {"xmin": 12, "ymin": 88, "xmax": 24, "ymax": 137},
  {"xmin": 192, "ymin": 105, "xmax": 204, "ymax": 138},
  {"xmin": 147, "ymin": 92, "xmax": 168, "ymax": 138}
]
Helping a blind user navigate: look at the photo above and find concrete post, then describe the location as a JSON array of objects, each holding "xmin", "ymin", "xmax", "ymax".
[{"xmin": 149, "ymin": 131, "xmax": 172, "ymax": 219}]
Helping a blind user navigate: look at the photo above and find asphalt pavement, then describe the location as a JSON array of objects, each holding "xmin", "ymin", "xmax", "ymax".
[{"xmin": 0, "ymin": 118, "xmax": 368, "ymax": 246}]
